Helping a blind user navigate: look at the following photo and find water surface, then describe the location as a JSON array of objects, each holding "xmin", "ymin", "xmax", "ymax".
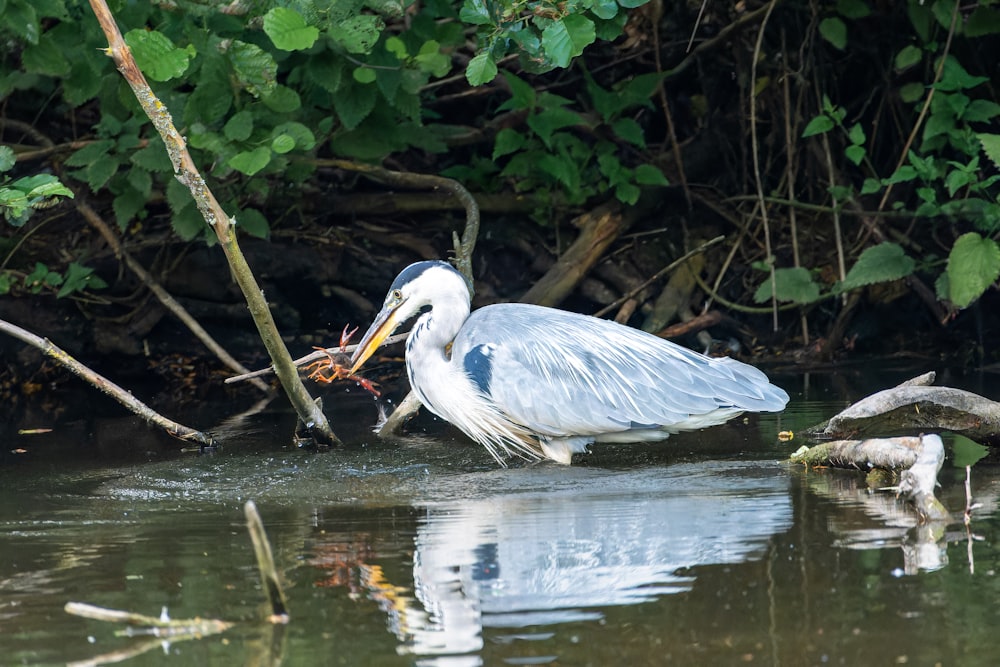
[{"xmin": 3, "ymin": 369, "xmax": 1000, "ymax": 666}]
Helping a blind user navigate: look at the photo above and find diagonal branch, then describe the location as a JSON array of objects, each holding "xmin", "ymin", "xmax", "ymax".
[{"xmin": 87, "ymin": 0, "xmax": 338, "ymax": 445}]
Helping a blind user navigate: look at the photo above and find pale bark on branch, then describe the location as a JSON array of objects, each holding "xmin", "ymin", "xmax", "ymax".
[{"xmin": 87, "ymin": 0, "xmax": 338, "ymax": 444}]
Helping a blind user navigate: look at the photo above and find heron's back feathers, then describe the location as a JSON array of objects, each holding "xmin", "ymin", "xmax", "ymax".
[{"xmin": 452, "ymin": 303, "xmax": 788, "ymax": 444}]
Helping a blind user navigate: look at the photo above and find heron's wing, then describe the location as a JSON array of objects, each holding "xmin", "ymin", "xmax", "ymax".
[{"xmin": 453, "ymin": 304, "xmax": 787, "ymax": 438}]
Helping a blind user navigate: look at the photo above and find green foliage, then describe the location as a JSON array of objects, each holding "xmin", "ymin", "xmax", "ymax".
[
  {"xmin": 754, "ymin": 267, "xmax": 822, "ymax": 305},
  {"xmin": 755, "ymin": 243, "xmax": 916, "ymax": 305},
  {"xmin": 0, "ymin": 0, "xmax": 658, "ymax": 249},
  {"xmin": 798, "ymin": 1, "xmax": 1000, "ymax": 310},
  {"xmin": 467, "ymin": 71, "xmax": 667, "ymax": 213},
  {"xmin": 946, "ymin": 232, "xmax": 1000, "ymax": 308},
  {"xmin": 459, "ymin": 0, "xmax": 647, "ymax": 85},
  {"xmin": 14, "ymin": 261, "xmax": 107, "ymax": 298},
  {"xmin": 0, "ymin": 146, "xmax": 74, "ymax": 226},
  {"xmin": 836, "ymin": 242, "xmax": 915, "ymax": 292}
]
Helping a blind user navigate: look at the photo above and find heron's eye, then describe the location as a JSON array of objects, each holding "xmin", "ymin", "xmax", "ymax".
[{"xmin": 391, "ymin": 289, "xmax": 403, "ymax": 302}]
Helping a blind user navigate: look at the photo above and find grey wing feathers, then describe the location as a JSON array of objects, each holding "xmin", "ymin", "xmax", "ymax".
[{"xmin": 453, "ymin": 303, "xmax": 788, "ymax": 438}]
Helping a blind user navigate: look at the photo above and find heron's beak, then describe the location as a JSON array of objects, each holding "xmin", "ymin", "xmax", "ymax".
[{"xmin": 349, "ymin": 305, "xmax": 402, "ymax": 375}]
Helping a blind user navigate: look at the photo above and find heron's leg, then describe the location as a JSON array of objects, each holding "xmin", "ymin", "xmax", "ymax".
[{"xmin": 539, "ymin": 436, "xmax": 593, "ymax": 465}]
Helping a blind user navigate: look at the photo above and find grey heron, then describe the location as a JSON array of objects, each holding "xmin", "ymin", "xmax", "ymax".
[{"xmin": 350, "ymin": 260, "xmax": 789, "ymax": 464}]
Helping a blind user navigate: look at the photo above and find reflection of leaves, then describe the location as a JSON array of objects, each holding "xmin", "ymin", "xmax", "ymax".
[{"xmin": 949, "ymin": 434, "xmax": 989, "ymax": 468}]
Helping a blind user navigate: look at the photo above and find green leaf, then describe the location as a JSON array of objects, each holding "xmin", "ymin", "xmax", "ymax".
[
  {"xmin": 5, "ymin": 1, "xmax": 40, "ymax": 44},
  {"xmin": 801, "ymin": 114, "xmax": 834, "ymax": 137},
  {"xmin": 935, "ymin": 55, "xmax": 988, "ymax": 92},
  {"xmin": 236, "ymin": 207, "xmax": 270, "ymax": 239},
  {"xmin": 615, "ymin": 181, "xmax": 640, "ymax": 205},
  {"xmin": 16, "ymin": 174, "xmax": 73, "ymax": 200},
  {"xmin": 329, "ymin": 15, "xmax": 385, "ymax": 54},
  {"xmin": 836, "ymin": 0, "xmax": 870, "ymax": 19},
  {"xmin": 894, "ymin": 44, "xmax": 923, "ymax": 72},
  {"xmin": 0, "ymin": 146, "xmax": 15, "ymax": 172},
  {"xmin": 64, "ymin": 139, "xmax": 114, "ymax": 168},
  {"xmin": 353, "ymin": 66, "xmax": 377, "ymax": 84},
  {"xmin": 113, "ymin": 187, "xmax": 146, "ymax": 231},
  {"xmin": 262, "ymin": 85, "xmax": 301, "ymax": 113},
  {"xmin": 263, "ymin": 7, "xmax": 319, "ymax": 51},
  {"xmin": 541, "ymin": 15, "xmax": 596, "ymax": 68},
  {"xmin": 223, "ymin": 110, "xmax": 254, "ymax": 142},
  {"xmin": 819, "ymin": 17, "xmax": 847, "ymax": 50},
  {"xmin": 847, "ymin": 123, "xmax": 865, "ymax": 146},
  {"xmin": 498, "ymin": 72, "xmax": 537, "ymax": 111},
  {"xmin": 837, "ymin": 242, "xmax": 915, "ymax": 292},
  {"xmin": 536, "ymin": 153, "xmax": 579, "ymax": 190},
  {"xmin": 21, "ymin": 33, "xmax": 70, "ymax": 77},
  {"xmin": 963, "ymin": 99, "xmax": 1000, "ymax": 123},
  {"xmin": 459, "ymin": 0, "xmax": 492, "ymax": 25},
  {"xmin": 860, "ymin": 177, "xmax": 881, "ymax": 195},
  {"xmin": 228, "ymin": 40, "xmax": 278, "ymax": 97},
  {"xmin": 899, "ymin": 82, "xmax": 925, "ymax": 104},
  {"xmin": 634, "ymin": 164, "xmax": 669, "ymax": 186},
  {"xmin": 965, "ymin": 7, "xmax": 1000, "ymax": 37},
  {"xmin": 57, "ymin": 262, "xmax": 106, "ymax": 298},
  {"xmin": 124, "ymin": 29, "xmax": 193, "ymax": 82},
  {"xmin": 591, "ymin": 0, "xmax": 619, "ymax": 20},
  {"xmin": 228, "ymin": 147, "xmax": 272, "ymax": 176},
  {"xmin": 844, "ymin": 144, "xmax": 865, "ymax": 166},
  {"xmin": 271, "ymin": 134, "xmax": 296, "ymax": 154},
  {"xmin": 978, "ymin": 133, "xmax": 1000, "ymax": 169},
  {"xmin": 466, "ymin": 52, "xmax": 498, "ymax": 86},
  {"xmin": 332, "ymin": 79, "xmax": 378, "ymax": 130},
  {"xmin": 527, "ymin": 107, "xmax": 584, "ymax": 146},
  {"xmin": 611, "ymin": 118, "xmax": 646, "ymax": 147},
  {"xmin": 947, "ymin": 232, "xmax": 1000, "ymax": 307},
  {"xmin": 272, "ymin": 122, "xmax": 316, "ymax": 151},
  {"xmin": 493, "ymin": 128, "xmax": 526, "ymax": 160},
  {"xmin": 754, "ymin": 267, "xmax": 821, "ymax": 304}
]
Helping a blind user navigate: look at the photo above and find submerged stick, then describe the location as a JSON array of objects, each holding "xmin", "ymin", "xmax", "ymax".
[
  {"xmin": 791, "ymin": 434, "xmax": 949, "ymax": 522},
  {"xmin": 0, "ymin": 317, "xmax": 214, "ymax": 446},
  {"xmin": 64, "ymin": 602, "xmax": 232, "ymax": 637},
  {"xmin": 244, "ymin": 500, "xmax": 290, "ymax": 623}
]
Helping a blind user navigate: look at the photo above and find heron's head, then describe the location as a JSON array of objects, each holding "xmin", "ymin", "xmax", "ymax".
[{"xmin": 349, "ymin": 261, "xmax": 470, "ymax": 374}]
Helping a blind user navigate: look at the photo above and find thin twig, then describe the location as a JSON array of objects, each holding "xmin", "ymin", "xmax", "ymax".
[
  {"xmin": 781, "ymin": 29, "xmax": 809, "ymax": 345},
  {"xmin": 665, "ymin": 1, "xmax": 785, "ymax": 80},
  {"xmin": 592, "ymin": 236, "xmax": 724, "ymax": 318},
  {"xmin": 750, "ymin": 0, "xmax": 780, "ymax": 331},
  {"xmin": 317, "ymin": 158, "xmax": 480, "ymax": 287},
  {"xmin": 75, "ymin": 199, "xmax": 272, "ymax": 393},
  {"xmin": 0, "ymin": 317, "xmax": 214, "ymax": 445},
  {"xmin": 651, "ymin": 0, "xmax": 691, "ymax": 209}
]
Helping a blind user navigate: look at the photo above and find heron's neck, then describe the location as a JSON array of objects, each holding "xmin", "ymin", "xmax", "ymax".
[{"xmin": 407, "ymin": 292, "xmax": 470, "ymax": 360}]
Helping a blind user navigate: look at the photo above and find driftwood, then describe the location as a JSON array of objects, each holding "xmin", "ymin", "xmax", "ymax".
[
  {"xmin": 791, "ymin": 434, "xmax": 949, "ymax": 522},
  {"xmin": 791, "ymin": 371, "xmax": 1000, "ymax": 524},
  {"xmin": 804, "ymin": 372, "xmax": 1000, "ymax": 445}
]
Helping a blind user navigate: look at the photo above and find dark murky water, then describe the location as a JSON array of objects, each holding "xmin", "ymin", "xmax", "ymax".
[{"xmin": 3, "ymin": 367, "xmax": 1000, "ymax": 666}]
